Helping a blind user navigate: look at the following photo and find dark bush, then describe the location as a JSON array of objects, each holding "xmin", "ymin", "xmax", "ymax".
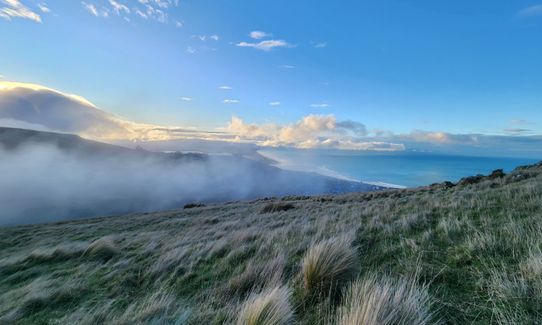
[
  {"xmin": 184, "ymin": 203, "xmax": 205, "ymax": 209},
  {"xmin": 488, "ymin": 169, "xmax": 506, "ymax": 179},
  {"xmin": 260, "ymin": 202, "xmax": 296, "ymax": 214}
]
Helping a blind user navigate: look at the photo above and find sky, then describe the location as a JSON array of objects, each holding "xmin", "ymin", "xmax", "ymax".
[{"xmin": 1, "ymin": 0, "xmax": 542, "ymax": 156}]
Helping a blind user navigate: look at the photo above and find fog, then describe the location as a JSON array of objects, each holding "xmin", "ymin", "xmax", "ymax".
[{"xmin": 0, "ymin": 143, "xmax": 335, "ymax": 226}]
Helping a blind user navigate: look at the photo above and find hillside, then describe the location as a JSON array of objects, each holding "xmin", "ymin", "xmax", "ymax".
[
  {"xmin": 0, "ymin": 127, "xmax": 382, "ymax": 226},
  {"xmin": 1, "ymin": 161, "xmax": 542, "ymax": 324}
]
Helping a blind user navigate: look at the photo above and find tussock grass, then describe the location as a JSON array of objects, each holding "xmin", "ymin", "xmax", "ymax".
[
  {"xmin": 334, "ymin": 275, "xmax": 433, "ymax": 325},
  {"xmin": 1, "ymin": 161, "xmax": 542, "ymax": 323},
  {"xmin": 83, "ymin": 236, "xmax": 119, "ymax": 261},
  {"xmin": 236, "ymin": 287, "xmax": 293, "ymax": 325},
  {"xmin": 301, "ymin": 237, "xmax": 359, "ymax": 299}
]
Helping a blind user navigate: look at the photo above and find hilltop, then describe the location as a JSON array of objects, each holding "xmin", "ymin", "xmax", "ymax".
[{"xmin": 0, "ymin": 160, "xmax": 541, "ymax": 324}]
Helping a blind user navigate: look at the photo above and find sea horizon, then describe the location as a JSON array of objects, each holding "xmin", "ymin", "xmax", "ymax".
[{"xmin": 258, "ymin": 148, "xmax": 540, "ymax": 188}]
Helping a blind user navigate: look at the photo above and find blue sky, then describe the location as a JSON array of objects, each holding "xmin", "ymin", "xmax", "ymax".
[{"xmin": 1, "ymin": 0, "xmax": 542, "ymax": 145}]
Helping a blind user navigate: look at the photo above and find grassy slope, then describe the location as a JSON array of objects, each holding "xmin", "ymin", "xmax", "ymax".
[{"xmin": 1, "ymin": 163, "xmax": 542, "ymax": 324}]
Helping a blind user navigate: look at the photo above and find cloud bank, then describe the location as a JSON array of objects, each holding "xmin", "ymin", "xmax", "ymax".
[{"xmin": 1, "ymin": 81, "xmax": 542, "ymax": 157}]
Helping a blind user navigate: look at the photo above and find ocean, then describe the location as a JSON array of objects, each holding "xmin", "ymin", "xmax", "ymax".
[{"xmin": 258, "ymin": 148, "xmax": 540, "ymax": 188}]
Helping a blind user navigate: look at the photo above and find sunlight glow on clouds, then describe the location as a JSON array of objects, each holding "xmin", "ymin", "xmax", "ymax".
[
  {"xmin": 226, "ymin": 115, "xmax": 402, "ymax": 151},
  {"xmin": 1, "ymin": 82, "xmax": 541, "ymax": 156},
  {"xmin": 0, "ymin": 0, "xmax": 42, "ymax": 22}
]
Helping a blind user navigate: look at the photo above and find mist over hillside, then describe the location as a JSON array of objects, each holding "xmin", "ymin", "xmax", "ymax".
[{"xmin": 0, "ymin": 127, "xmax": 380, "ymax": 226}]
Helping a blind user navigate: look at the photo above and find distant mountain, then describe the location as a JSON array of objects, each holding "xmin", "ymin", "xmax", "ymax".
[{"xmin": 0, "ymin": 127, "xmax": 383, "ymax": 225}]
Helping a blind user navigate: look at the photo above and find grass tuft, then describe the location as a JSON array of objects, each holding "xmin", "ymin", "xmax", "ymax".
[
  {"xmin": 334, "ymin": 274, "xmax": 433, "ymax": 325},
  {"xmin": 301, "ymin": 237, "xmax": 358, "ymax": 300},
  {"xmin": 237, "ymin": 286, "xmax": 294, "ymax": 325},
  {"xmin": 83, "ymin": 237, "xmax": 119, "ymax": 261}
]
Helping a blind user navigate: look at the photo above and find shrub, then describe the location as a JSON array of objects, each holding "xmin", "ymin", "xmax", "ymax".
[
  {"xmin": 301, "ymin": 238, "xmax": 358, "ymax": 300},
  {"xmin": 334, "ymin": 275, "xmax": 433, "ymax": 325},
  {"xmin": 184, "ymin": 203, "xmax": 205, "ymax": 209},
  {"xmin": 260, "ymin": 202, "xmax": 295, "ymax": 214},
  {"xmin": 237, "ymin": 287, "xmax": 294, "ymax": 325}
]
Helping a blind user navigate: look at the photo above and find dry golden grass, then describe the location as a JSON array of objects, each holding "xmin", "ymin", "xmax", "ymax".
[
  {"xmin": 237, "ymin": 287, "xmax": 294, "ymax": 325},
  {"xmin": 301, "ymin": 237, "xmax": 359, "ymax": 299},
  {"xmin": 334, "ymin": 275, "xmax": 433, "ymax": 325}
]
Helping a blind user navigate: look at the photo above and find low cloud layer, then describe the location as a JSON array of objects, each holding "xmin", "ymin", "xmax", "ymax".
[{"xmin": 0, "ymin": 141, "xmax": 352, "ymax": 226}]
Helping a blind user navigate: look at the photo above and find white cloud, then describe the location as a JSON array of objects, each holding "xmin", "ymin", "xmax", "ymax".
[
  {"xmin": 518, "ymin": 4, "xmax": 542, "ymax": 16},
  {"xmin": 109, "ymin": 0, "xmax": 129, "ymax": 15},
  {"xmin": 223, "ymin": 99, "xmax": 239, "ymax": 104},
  {"xmin": 0, "ymin": 0, "xmax": 42, "ymax": 23},
  {"xmin": 84, "ymin": 0, "xmax": 179, "ymax": 24},
  {"xmin": 310, "ymin": 103, "xmax": 330, "ymax": 108},
  {"xmin": 314, "ymin": 42, "xmax": 327, "ymax": 48},
  {"xmin": 181, "ymin": 97, "xmax": 193, "ymax": 101},
  {"xmin": 194, "ymin": 34, "xmax": 219, "ymax": 41},
  {"xmin": 82, "ymin": 2, "xmax": 108, "ymax": 17},
  {"xmin": 269, "ymin": 101, "xmax": 281, "ymax": 106},
  {"xmin": 237, "ymin": 40, "xmax": 294, "ymax": 51},
  {"xmin": 249, "ymin": 31, "xmax": 271, "ymax": 39},
  {"xmin": 226, "ymin": 115, "xmax": 398, "ymax": 151},
  {"xmin": 218, "ymin": 86, "xmax": 232, "ymax": 90},
  {"xmin": 37, "ymin": 2, "xmax": 49, "ymax": 13},
  {"xmin": 186, "ymin": 46, "xmax": 196, "ymax": 54},
  {"xmin": 279, "ymin": 65, "xmax": 295, "ymax": 69}
]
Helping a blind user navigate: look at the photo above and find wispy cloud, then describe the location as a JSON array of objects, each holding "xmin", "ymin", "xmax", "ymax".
[
  {"xmin": 314, "ymin": 42, "xmax": 327, "ymax": 48},
  {"xmin": 518, "ymin": 4, "xmax": 542, "ymax": 16},
  {"xmin": 310, "ymin": 103, "xmax": 330, "ymax": 108},
  {"xmin": 186, "ymin": 46, "xmax": 196, "ymax": 54},
  {"xmin": 181, "ymin": 97, "xmax": 193, "ymax": 101},
  {"xmin": 249, "ymin": 30, "xmax": 271, "ymax": 39},
  {"xmin": 269, "ymin": 101, "xmax": 281, "ymax": 106},
  {"xmin": 0, "ymin": 0, "xmax": 42, "ymax": 23},
  {"xmin": 193, "ymin": 34, "xmax": 220, "ymax": 41},
  {"xmin": 109, "ymin": 0, "xmax": 129, "ymax": 15},
  {"xmin": 82, "ymin": 2, "xmax": 108, "ymax": 17},
  {"xmin": 37, "ymin": 2, "xmax": 49, "ymax": 13},
  {"xmin": 218, "ymin": 86, "xmax": 232, "ymax": 90},
  {"xmin": 510, "ymin": 118, "xmax": 531, "ymax": 125},
  {"xmin": 82, "ymin": 0, "xmax": 178, "ymax": 24},
  {"xmin": 237, "ymin": 40, "xmax": 294, "ymax": 51},
  {"xmin": 504, "ymin": 128, "xmax": 532, "ymax": 135},
  {"xmin": 279, "ymin": 65, "xmax": 295, "ymax": 69},
  {"xmin": 223, "ymin": 99, "xmax": 239, "ymax": 104}
]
